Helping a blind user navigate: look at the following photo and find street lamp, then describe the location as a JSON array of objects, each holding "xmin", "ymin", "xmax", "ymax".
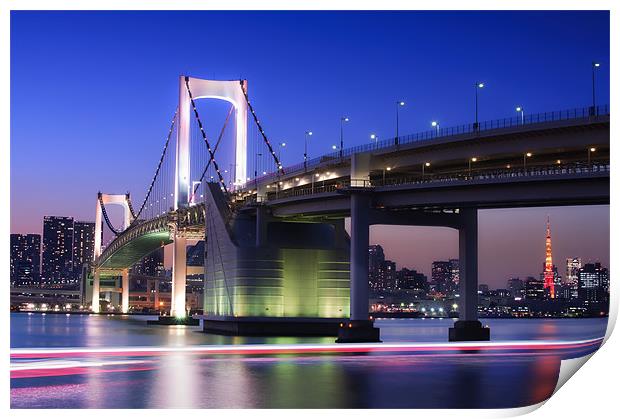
[
  {"xmin": 395, "ymin": 101, "xmax": 405, "ymax": 145},
  {"xmin": 431, "ymin": 121, "xmax": 439, "ymax": 136},
  {"xmin": 516, "ymin": 106, "xmax": 524, "ymax": 125},
  {"xmin": 588, "ymin": 147, "xmax": 596, "ymax": 166},
  {"xmin": 422, "ymin": 162, "xmax": 431, "ymax": 177},
  {"xmin": 370, "ymin": 133, "xmax": 378, "ymax": 145},
  {"xmin": 340, "ymin": 117, "xmax": 349, "ymax": 159},
  {"xmin": 523, "ymin": 152, "xmax": 532, "ymax": 171},
  {"xmin": 278, "ymin": 142, "xmax": 286, "ymax": 162},
  {"xmin": 254, "ymin": 152, "xmax": 262, "ymax": 189},
  {"xmin": 474, "ymin": 82, "xmax": 484, "ymax": 131},
  {"xmin": 468, "ymin": 157, "xmax": 477, "ymax": 177},
  {"xmin": 382, "ymin": 166, "xmax": 392, "ymax": 185},
  {"xmin": 304, "ymin": 130, "xmax": 312, "ymax": 172},
  {"xmin": 592, "ymin": 62, "xmax": 601, "ymax": 115}
]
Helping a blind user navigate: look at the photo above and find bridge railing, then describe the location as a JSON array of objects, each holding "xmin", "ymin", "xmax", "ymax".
[
  {"xmin": 250, "ymin": 104, "xmax": 609, "ymax": 186},
  {"xmin": 261, "ymin": 162, "xmax": 609, "ymax": 202}
]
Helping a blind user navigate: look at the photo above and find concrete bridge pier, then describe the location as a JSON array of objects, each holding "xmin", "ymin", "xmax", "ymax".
[
  {"xmin": 171, "ymin": 236, "xmax": 187, "ymax": 318},
  {"xmin": 336, "ymin": 190, "xmax": 381, "ymax": 343},
  {"xmin": 121, "ymin": 268, "xmax": 129, "ymax": 314},
  {"xmin": 92, "ymin": 269, "xmax": 100, "ymax": 313},
  {"xmin": 449, "ymin": 207, "xmax": 490, "ymax": 341}
]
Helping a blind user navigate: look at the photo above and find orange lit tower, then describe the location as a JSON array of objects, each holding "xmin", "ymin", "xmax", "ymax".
[{"xmin": 544, "ymin": 216, "xmax": 555, "ymax": 298}]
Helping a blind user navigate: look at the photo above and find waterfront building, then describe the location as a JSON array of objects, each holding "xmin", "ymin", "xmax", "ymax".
[
  {"xmin": 565, "ymin": 257, "xmax": 582, "ymax": 299},
  {"xmin": 131, "ymin": 247, "xmax": 165, "ymax": 277},
  {"xmin": 368, "ymin": 245, "xmax": 385, "ymax": 290},
  {"xmin": 10, "ymin": 234, "xmax": 41, "ymax": 288},
  {"xmin": 72, "ymin": 221, "xmax": 95, "ymax": 283},
  {"xmin": 525, "ymin": 276, "xmax": 546, "ymax": 300},
  {"xmin": 578, "ymin": 262, "xmax": 609, "ymax": 303},
  {"xmin": 397, "ymin": 268, "xmax": 429, "ymax": 295},
  {"xmin": 431, "ymin": 261, "xmax": 453, "ymax": 296},
  {"xmin": 449, "ymin": 259, "xmax": 459, "ymax": 295},
  {"xmin": 507, "ymin": 277, "xmax": 525, "ymax": 299},
  {"xmin": 41, "ymin": 216, "xmax": 74, "ymax": 288}
]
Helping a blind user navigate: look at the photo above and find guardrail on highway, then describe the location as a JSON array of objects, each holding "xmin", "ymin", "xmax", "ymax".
[
  {"xmin": 251, "ymin": 105, "xmax": 609, "ymax": 186},
  {"xmin": 262, "ymin": 162, "xmax": 610, "ymax": 202}
]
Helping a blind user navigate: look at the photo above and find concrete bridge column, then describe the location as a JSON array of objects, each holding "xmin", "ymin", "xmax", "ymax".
[
  {"xmin": 256, "ymin": 205, "xmax": 268, "ymax": 247},
  {"xmin": 449, "ymin": 207, "xmax": 490, "ymax": 341},
  {"xmin": 171, "ymin": 236, "xmax": 187, "ymax": 318},
  {"xmin": 350, "ymin": 193, "xmax": 370, "ymax": 322},
  {"xmin": 154, "ymin": 279, "xmax": 160, "ymax": 309},
  {"xmin": 336, "ymin": 191, "xmax": 380, "ymax": 343},
  {"xmin": 121, "ymin": 269, "xmax": 129, "ymax": 314},
  {"xmin": 92, "ymin": 270, "xmax": 100, "ymax": 313}
]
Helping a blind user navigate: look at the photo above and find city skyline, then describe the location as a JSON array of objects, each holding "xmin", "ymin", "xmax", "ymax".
[{"xmin": 10, "ymin": 11, "xmax": 610, "ymax": 288}]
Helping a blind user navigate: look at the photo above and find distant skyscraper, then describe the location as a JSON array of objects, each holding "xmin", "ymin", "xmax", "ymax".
[
  {"xmin": 565, "ymin": 257, "xmax": 582, "ymax": 299},
  {"xmin": 187, "ymin": 241, "xmax": 204, "ymax": 266},
  {"xmin": 10, "ymin": 234, "xmax": 41, "ymax": 288},
  {"xmin": 543, "ymin": 217, "xmax": 555, "ymax": 298},
  {"xmin": 431, "ymin": 261, "xmax": 453, "ymax": 295},
  {"xmin": 449, "ymin": 259, "xmax": 459, "ymax": 296},
  {"xmin": 397, "ymin": 268, "xmax": 428, "ymax": 294},
  {"xmin": 368, "ymin": 245, "xmax": 385, "ymax": 290},
  {"xmin": 578, "ymin": 262, "xmax": 609, "ymax": 303},
  {"xmin": 525, "ymin": 276, "xmax": 546, "ymax": 300},
  {"xmin": 507, "ymin": 277, "xmax": 525, "ymax": 299},
  {"xmin": 41, "ymin": 216, "xmax": 74, "ymax": 287},
  {"xmin": 72, "ymin": 221, "xmax": 95, "ymax": 282},
  {"xmin": 132, "ymin": 247, "xmax": 165, "ymax": 277}
]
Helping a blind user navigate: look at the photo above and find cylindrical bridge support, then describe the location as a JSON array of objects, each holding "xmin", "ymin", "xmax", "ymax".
[
  {"xmin": 449, "ymin": 207, "xmax": 490, "ymax": 341},
  {"xmin": 92, "ymin": 269, "xmax": 100, "ymax": 313},
  {"xmin": 337, "ymin": 191, "xmax": 381, "ymax": 343},
  {"xmin": 350, "ymin": 193, "xmax": 371, "ymax": 321},
  {"xmin": 121, "ymin": 269, "xmax": 129, "ymax": 314},
  {"xmin": 171, "ymin": 236, "xmax": 187, "ymax": 318}
]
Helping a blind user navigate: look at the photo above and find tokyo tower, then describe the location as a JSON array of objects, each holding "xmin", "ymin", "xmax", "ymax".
[{"xmin": 543, "ymin": 216, "xmax": 555, "ymax": 298}]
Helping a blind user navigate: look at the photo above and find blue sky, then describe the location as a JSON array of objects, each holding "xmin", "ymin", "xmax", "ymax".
[{"xmin": 10, "ymin": 11, "xmax": 610, "ymax": 285}]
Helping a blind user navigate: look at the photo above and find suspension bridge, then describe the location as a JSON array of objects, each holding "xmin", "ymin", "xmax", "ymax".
[{"xmin": 90, "ymin": 75, "xmax": 609, "ymax": 342}]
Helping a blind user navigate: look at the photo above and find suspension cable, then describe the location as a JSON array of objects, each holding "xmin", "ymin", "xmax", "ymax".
[
  {"xmin": 98, "ymin": 193, "xmax": 123, "ymax": 236},
  {"xmin": 238, "ymin": 79, "xmax": 284, "ymax": 175},
  {"xmin": 132, "ymin": 108, "xmax": 178, "ymax": 222},
  {"xmin": 126, "ymin": 193, "xmax": 137, "ymax": 220},
  {"xmin": 185, "ymin": 76, "xmax": 229, "ymax": 195},
  {"xmin": 192, "ymin": 104, "xmax": 234, "ymax": 197}
]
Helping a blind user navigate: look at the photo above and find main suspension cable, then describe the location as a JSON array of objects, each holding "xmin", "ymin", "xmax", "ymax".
[
  {"xmin": 132, "ymin": 108, "xmax": 178, "ymax": 223},
  {"xmin": 192, "ymin": 104, "xmax": 234, "ymax": 197},
  {"xmin": 185, "ymin": 76, "xmax": 229, "ymax": 195},
  {"xmin": 238, "ymin": 80, "xmax": 284, "ymax": 175}
]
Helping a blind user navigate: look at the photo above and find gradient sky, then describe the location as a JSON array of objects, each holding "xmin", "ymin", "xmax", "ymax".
[{"xmin": 10, "ymin": 11, "xmax": 610, "ymax": 287}]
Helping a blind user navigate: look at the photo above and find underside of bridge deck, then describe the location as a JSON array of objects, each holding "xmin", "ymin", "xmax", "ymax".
[{"xmin": 99, "ymin": 231, "xmax": 172, "ymax": 270}]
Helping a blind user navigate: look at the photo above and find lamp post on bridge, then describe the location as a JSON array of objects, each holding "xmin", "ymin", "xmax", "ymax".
[
  {"xmin": 340, "ymin": 117, "xmax": 349, "ymax": 160},
  {"xmin": 474, "ymin": 82, "xmax": 484, "ymax": 132},
  {"xmin": 254, "ymin": 152, "xmax": 262, "ymax": 191},
  {"xmin": 395, "ymin": 101, "xmax": 405, "ymax": 145},
  {"xmin": 422, "ymin": 162, "xmax": 430, "ymax": 178},
  {"xmin": 431, "ymin": 121, "xmax": 439, "ymax": 136},
  {"xmin": 370, "ymin": 133, "xmax": 378, "ymax": 146},
  {"xmin": 304, "ymin": 130, "xmax": 312, "ymax": 172},
  {"xmin": 468, "ymin": 157, "xmax": 477, "ymax": 178},
  {"xmin": 523, "ymin": 152, "xmax": 532, "ymax": 171},
  {"xmin": 588, "ymin": 147, "xmax": 596, "ymax": 167},
  {"xmin": 516, "ymin": 106, "xmax": 524, "ymax": 125},
  {"xmin": 591, "ymin": 62, "xmax": 601, "ymax": 116},
  {"xmin": 382, "ymin": 166, "xmax": 391, "ymax": 185}
]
